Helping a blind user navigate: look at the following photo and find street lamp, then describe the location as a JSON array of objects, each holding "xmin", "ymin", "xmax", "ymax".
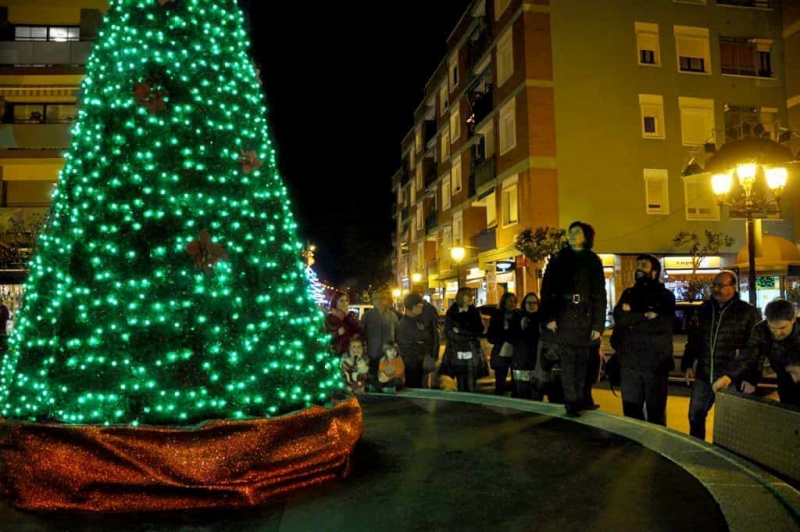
[
  {"xmin": 450, "ymin": 246, "xmax": 465, "ymax": 290},
  {"xmin": 711, "ymin": 163, "xmax": 788, "ymax": 305},
  {"xmin": 411, "ymin": 272, "xmax": 422, "ymax": 284}
]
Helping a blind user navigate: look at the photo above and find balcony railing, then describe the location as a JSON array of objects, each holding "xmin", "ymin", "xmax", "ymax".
[
  {"xmin": 425, "ymin": 212, "xmax": 438, "ymax": 233},
  {"xmin": 423, "ymin": 120, "xmax": 437, "ymax": 146},
  {"xmin": 0, "ymin": 123, "xmax": 74, "ymax": 149},
  {"xmin": 473, "ymin": 155, "xmax": 496, "ymax": 190},
  {"xmin": 466, "ymin": 25, "xmax": 492, "ymax": 73},
  {"xmin": 472, "ymin": 227, "xmax": 497, "ymax": 254},
  {"xmin": 0, "ymin": 40, "xmax": 94, "ymax": 66}
]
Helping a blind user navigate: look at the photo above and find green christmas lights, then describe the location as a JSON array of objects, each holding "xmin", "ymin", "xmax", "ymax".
[{"xmin": 0, "ymin": 0, "xmax": 339, "ymax": 426}]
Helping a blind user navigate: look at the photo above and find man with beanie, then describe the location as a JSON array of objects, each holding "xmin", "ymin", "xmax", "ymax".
[
  {"xmin": 681, "ymin": 270, "xmax": 759, "ymax": 440},
  {"xmin": 612, "ymin": 254, "xmax": 675, "ymax": 426},
  {"xmin": 540, "ymin": 221, "xmax": 607, "ymax": 417}
]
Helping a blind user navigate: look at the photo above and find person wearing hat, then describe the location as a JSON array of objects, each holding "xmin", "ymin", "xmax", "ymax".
[{"xmin": 612, "ymin": 254, "xmax": 676, "ymax": 426}]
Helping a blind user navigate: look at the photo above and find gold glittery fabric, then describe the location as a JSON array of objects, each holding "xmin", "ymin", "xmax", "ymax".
[{"xmin": 0, "ymin": 398, "xmax": 363, "ymax": 512}]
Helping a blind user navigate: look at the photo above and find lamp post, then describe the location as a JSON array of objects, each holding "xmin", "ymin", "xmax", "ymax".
[
  {"xmin": 450, "ymin": 246, "xmax": 465, "ymax": 290},
  {"xmin": 711, "ymin": 163, "xmax": 788, "ymax": 305}
]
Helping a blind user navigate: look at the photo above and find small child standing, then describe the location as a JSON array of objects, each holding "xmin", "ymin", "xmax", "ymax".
[
  {"xmin": 377, "ymin": 341, "xmax": 405, "ymax": 394},
  {"xmin": 340, "ymin": 336, "xmax": 369, "ymax": 395}
]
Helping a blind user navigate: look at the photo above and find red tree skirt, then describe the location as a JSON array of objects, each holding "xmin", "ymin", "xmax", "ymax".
[{"xmin": 0, "ymin": 398, "xmax": 363, "ymax": 512}]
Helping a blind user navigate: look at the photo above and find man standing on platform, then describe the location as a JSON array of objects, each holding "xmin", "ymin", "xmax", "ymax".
[
  {"xmin": 613, "ymin": 254, "xmax": 675, "ymax": 426},
  {"xmin": 682, "ymin": 270, "xmax": 759, "ymax": 440}
]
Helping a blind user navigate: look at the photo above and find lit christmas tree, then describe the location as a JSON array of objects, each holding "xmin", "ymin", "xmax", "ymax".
[{"xmin": 0, "ymin": 0, "xmax": 342, "ymax": 427}]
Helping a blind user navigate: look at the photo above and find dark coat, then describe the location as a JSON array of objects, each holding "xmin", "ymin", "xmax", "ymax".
[
  {"xmin": 419, "ymin": 301, "xmax": 442, "ymax": 360},
  {"xmin": 441, "ymin": 303, "xmax": 484, "ymax": 373},
  {"xmin": 727, "ymin": 320, "xmax": 800, "ymax": 407},
  {"xmin": 681, "ymin": 295, "xmax": 760, "ymax": 383},
  {"xmin": 613, "ymin": 279, "xmax": 675, "ymax": 371},
  {"xmin": 397, "ymin": 315, "xmax": 427, "ymax": 370},
  {"xmin": 508, "ymin": 310, "xmax": 541, "ymax": 372},
  {"xmin": 323, "ymin": 311, "xmax": 363, "ymax": 355},
  {"xmin": 487, "ymin": 307, "xmax": 518, "ymax": 369},
  {"xmin": 540, "ymin": 246, "xmax": 607, "ymax": 347}
]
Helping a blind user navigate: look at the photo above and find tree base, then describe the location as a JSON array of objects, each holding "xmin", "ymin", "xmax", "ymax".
[{"xmin": 0, "ymin": 397, "xmax": 363, "ymax": 512}]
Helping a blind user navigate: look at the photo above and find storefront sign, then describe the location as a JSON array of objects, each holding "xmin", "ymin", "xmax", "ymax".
[
  {"xmin": 495, "ymin": 260, "xmax": 515, "ymax": 273},
  {"xmin": 664, "ymin": 256, "xmax": 721, "ymax": 270}
]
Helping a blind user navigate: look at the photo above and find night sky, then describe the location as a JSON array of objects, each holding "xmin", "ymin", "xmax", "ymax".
[{"xmin": 242, "ymin": 2, "xmax": 473, "ymax": 290}]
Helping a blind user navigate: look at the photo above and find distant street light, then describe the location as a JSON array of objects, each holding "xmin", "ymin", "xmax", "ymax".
[
  {"xmin": 411, "ymin": 272, "xmax": 422, "ymax": 284},
  {"xmin": 450, "ymin": 246, "xmax": 465, "ymax": 290},
  {"xmin": 712, "ymin": 163, "xmax": 788, "ymax": 306}
]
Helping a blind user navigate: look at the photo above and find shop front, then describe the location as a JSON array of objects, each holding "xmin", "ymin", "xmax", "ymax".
[{"xmin": 663, "ymin": 256, "xmax": 723, "ymax": 301}]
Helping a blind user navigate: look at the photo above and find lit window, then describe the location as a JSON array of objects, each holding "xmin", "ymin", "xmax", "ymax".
[
  {"xmin": 644, "ymin": 169, "xmax": 669, "ymax": 214},
  {"xmin": 639, "ymin": 94, "xmax": 665, "ymax": 139},
  {"xmin": 635, "ymin": 22, "xmax": 660, "ymax": 66},
  {"xmin": 498, "ymin": 98, "xmax": 516, "ymax": 154},
  {"xmin": 679, "ymin": 97, "xmax": 715, "ymax": 146},
  {"xmin": 675, "ymin": 26, "xmax": 711, "ymax": 74},
  {"xmin": 496, "ymin": 28, "xmax": 514, "ymax": 86}
]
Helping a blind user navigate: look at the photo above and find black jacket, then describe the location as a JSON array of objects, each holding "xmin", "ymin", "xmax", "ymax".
[
  {"xmin": 681, "ymin": 295, "xmax": 759, "ymax": 383},
  {"xmin": 726, "ymin": 320, "xmax": 800, "ymax": 406},
  {"xmin": 612, "ymin": 279, "xmax": 675, "ymax": 370},
  {"xmin": 540, "ymin": 246, "xmax": 607, "ymax": 347},
  {"xmin": 508, "ymin": 310, "xmax": 541, "ymax": 371},
  {"xmin": 397, "ymin": 315, "xmax": 427, "ymax": 370}
]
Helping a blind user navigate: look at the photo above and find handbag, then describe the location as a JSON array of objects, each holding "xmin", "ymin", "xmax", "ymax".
[
  {"xmin": 498, "ymin": 341, "xmax": 514, "ymax": 358},
  {"xmin": 423, "ymin": 353, "xmax": 438, "ymax": 373}
]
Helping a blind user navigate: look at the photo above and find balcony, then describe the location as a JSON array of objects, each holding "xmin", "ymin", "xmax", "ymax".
[
  {"xmin": 0, "ymin": 40, "xmax": 94, "ymax": 66},
  {"xmin": 467, "ymin": 87, "xmax": 493, "ymax": 137},
  {"xmin": 425, "ymin": 212, "xmax": 438, "ymax": 233},
  {"xmin": 473, "ymin": 155, "xmax": 496, "ymax": 190},
  {"xmin": 0, "ymin": 123, "xmax": 74, "ymax": 149},
  {"xmin": 472, "ymin": 227, "xmax": 497, "ymax": 254},
  {"xmin": 466, "ymin": 24, "xmax": 492, "ymax": 73},
  {"xmin": 424, "ymin": 160, "xmax": 438, "ymax": 189},
  {"xmin": 423, "ymin": 120, "xmax": 437, "ymax": 146}
]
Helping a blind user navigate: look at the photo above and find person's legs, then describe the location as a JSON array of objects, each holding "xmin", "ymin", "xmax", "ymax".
[
  {"xmin": 560, "ymin": 345, "xmax": 588, "ymax": 415},
  {"xmin": 688, "ymin": 379, "xmax": 716, "ymax": 440},
  {"xmin": 621, "ymin": 366, "xmax": 645, "ymax": 421},
  {"xmin": 494, "ymin": 361, "xmax": 510, "ymax": 395},
  {"xmin": 644, "ymin": 369, "xmax": 669, "ymax": 426},
  {"xmin": 583, "ymin": 346, "xmax": 602, "ymax": 409},
  {"xmin": 405, "ymin": 365, "xmax": 423, "ymax": 389}
]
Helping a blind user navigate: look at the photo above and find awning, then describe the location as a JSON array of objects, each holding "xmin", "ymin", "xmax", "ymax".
[{"xmin": 731, "ymin": 235, "xmax": 800, "ymax": 275}]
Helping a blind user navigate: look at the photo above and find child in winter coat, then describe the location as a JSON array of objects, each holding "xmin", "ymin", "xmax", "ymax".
[
  {"xmin": 377, "ymin": 341, "xmax": 405, "ymax": 394},
  {"xmin": 340, "ymin": 336, "xmax": 369, "ymax": 395}
]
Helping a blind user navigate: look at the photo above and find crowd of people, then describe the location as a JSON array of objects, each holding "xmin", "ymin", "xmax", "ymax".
[{"xmin": 323, "ymin": 220, "xmax": 800, "ymax": 440}]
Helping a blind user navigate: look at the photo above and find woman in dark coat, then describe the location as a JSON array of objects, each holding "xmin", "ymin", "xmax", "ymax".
[
  {"xmin": 441, "ymin": 287, "xmax": 486, "ymax": 392},
  {"xmin": 487, "ymin": 292, "xmax": 518, "ymax": 396},
  {"xmin": 509, "ymin": 292, "xmax": 541, "ymax": 400}
]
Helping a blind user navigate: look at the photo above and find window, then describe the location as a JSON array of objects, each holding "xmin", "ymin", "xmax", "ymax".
[
  {"xmin": 416, "ymin": 205, "xmax": 423, "ymax": 230},
  {"xmin": 720, "ymin": 37, "xmax": 772, "ymax": 78},
  {"xmin": 674, "ymin": 26, "xmax": 711, "ymax": 74},
  {"xmin": 717, "ymin": 0, "xmax": 771, "ymax": 7},
  {"xmin": 452, "ymin": 156, "xmax": 462, "ymax": 194},
  {"xmin": 439, "ymin": 83, "xmax": 449, "ymax": 116},
  {"xmin": 679, "ymin": 97, "xmax": 715, "ymax": 145},
  {"xmin": 10, "ymin": 103, "xmax": 78, "ymax": 124},
  {"xmin": 635, "ymin": 22, "xmax": 660, "ymax": 66},
  {"xmin": 417, "ymin": 243, "xmax": 425, "ymax": 274},
  {"xmin": 443, "ymin": 226, "xmax": 453, "ymax": 258},
  {"xmin": 453, "ymin": 212, "xmax": 463, "ymax": 245},
  {"xmin": 496, "ymin": 28, "xmax": 514, "ymax": 86},
  {"xmin": 15, "ymin": 26, "xmax": 80, "ymax": 42},
  {"xmin": 502, "ymin": 175, "xmax": 519, "ymax": 226},
  {"xmin": 639, "ymin": 94, "xmax": 665, "ymax": 139},
  {"xmin": 449, "ymin": 55, "xmax": 459, "ymax": 90},
  {"xmin": 486, "ymin": 190, "xmax": 497, "ymax": 227},
  {"xmin": 440, "ymin": 127, "xmax": 450, "ymax": 160},
  {"xmin": 476, "ymin": 122, "xmax": 496, "ymax": 160},
  {"xmin": 644, "ymin": 169, "xmax": 669, "ymax": 214},
  {"xmin": 416, "ymin": 165, "xmax": 423, "ymax": 191},
  {"xmin": 442, "ymin": 175, "xmax": 452, "ymax": 211},
  {"xmin": 684, "ymin": 175, "xmax": 719, "ymax": 220},
  {"xmin": 450, "ymin": 109, "xmax": 461, "ymax": 142},
  {"xmin": 495, "ymin": 0, "xmax": 511, "ymax": 19},
  {"xmin": 724, "ymin": 104, "xmax": 777, "ymax": 142},
  {"xmin": 498, "ymin": 98, "xmax": 517, "ymax": 154},
  {"xmin": 410, "ymin": 182, "xmax": 416, "ymax": 205},
  {"xmin": 415, "ymin": 127, "xmax": 422, "ymax": 152}
]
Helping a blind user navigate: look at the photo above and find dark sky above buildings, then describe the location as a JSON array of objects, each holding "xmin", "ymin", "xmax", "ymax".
[{"xmin": 243, "ymin": 2, "xmax": 473, "ymax": 289}]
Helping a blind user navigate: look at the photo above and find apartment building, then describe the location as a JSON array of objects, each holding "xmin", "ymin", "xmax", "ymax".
[
  {"xmin": 392, "ymin": 0, "xmax": 798, "ymax": 313},
  {"xmin": 0, "ymin": 0, "xmax": 108, "ymax": 312}
]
